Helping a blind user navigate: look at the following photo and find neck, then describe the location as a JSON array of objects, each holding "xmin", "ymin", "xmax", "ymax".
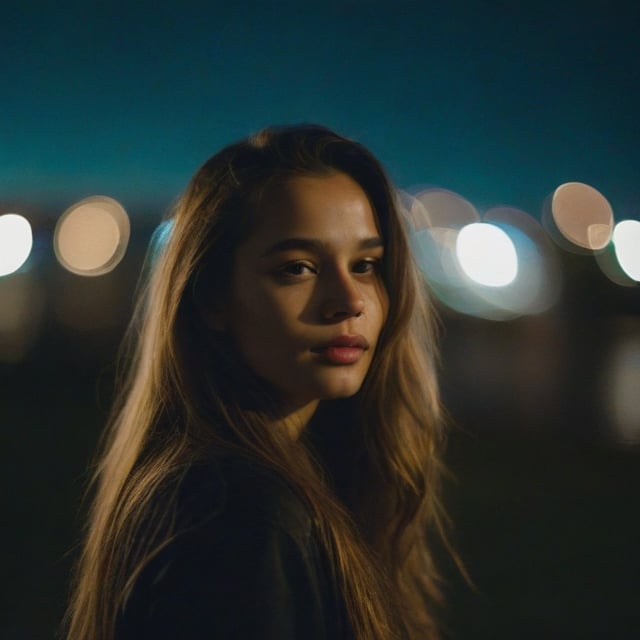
[{"xmin": 274, "ymin": 399, "xmax": 320, "ymax": 439}]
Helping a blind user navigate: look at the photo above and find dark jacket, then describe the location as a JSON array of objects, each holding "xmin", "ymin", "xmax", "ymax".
[{"xmin": 115, "ymin": 457, "xmax": 353, "ymax": 639}]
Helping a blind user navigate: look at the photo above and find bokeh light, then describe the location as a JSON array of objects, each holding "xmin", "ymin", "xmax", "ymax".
[
  {"xmin": 405, "ymin": 187, "xmax": 481, "ymax": 300},
  {"xmin": 456, "ymin": 223, "xmax": 518, "ymax": 287},
  {"xmin": 612, "ymin": 220, "xmax": 640, "ymax": 282},
  {"xmin": 414, "ymin": 188, "xmax": 480, "ymax": 229},
  {"xmin": 483, "ymin": 207, "xmax": 562, "ymax": 316},
  {"xmin": 603, "ymin": 331, "xmax": 640, "ymax": 445},
  {"xmin": 396, "ymin": 189, "xmax": 432, "ymax": 230},
  {"xmin": 411, "ymin": 197, "xmax": 563, "ymax": 320},
  {"xmin": 411, "ymin": 226, "xmax": 463, "ymax": 291},
  {"xmin": 0, "ymin": 213, "xmax": 33, "ymax": 277},
  {"xmin": 54, "ymin": 196, "xmax": 130, "ymax": 276},
  {"xmin": 550, "ymin": 182, "xmax": 613, "ymax": 251}
]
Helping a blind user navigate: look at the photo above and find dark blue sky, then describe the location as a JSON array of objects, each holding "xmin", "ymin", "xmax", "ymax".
[{"xmin": 2, "ymin": 1, "xmax": 639, "ymax": 220}]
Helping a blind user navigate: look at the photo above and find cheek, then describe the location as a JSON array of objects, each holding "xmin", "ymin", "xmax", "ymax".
[{"xmin": 229, "ymin": 290, "xmax": 299, "ymax": 360}]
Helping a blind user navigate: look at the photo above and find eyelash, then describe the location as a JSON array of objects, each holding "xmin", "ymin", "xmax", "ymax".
[
  {"xmin": 276, "ymin": 258, "xmax": 382, "ymax": 279},
  {"xmin": 280, "ymin": 262, "xmax": 316, "ymax": 277},
  {"xmin": 353, "ymin": 258, "xmax": 383, "ymax": 274}
]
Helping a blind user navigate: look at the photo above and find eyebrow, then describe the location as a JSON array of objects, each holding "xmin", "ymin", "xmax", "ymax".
[{"xmin": 261, "ymin": 236, "xmax": 384, "ymax": 257}]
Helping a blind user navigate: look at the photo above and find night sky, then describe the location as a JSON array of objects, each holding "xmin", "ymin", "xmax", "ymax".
[{"xmin": 2, "ymin": 1, "xmax": 639, "ymax": 220}]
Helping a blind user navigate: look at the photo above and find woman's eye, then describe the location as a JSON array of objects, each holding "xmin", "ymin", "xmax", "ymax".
[
  {"xmin": 278, "ymin": 262, "xmax": 316, "ymax": 278},
  {"xmin": 353, "ymin": 258, "xmax": 382, "ymax": 274}
]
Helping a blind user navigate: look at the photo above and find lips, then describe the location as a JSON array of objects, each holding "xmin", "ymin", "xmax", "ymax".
[{"xmin": 312, "ymin": 335, "xmax": 369, "ymax": 364}]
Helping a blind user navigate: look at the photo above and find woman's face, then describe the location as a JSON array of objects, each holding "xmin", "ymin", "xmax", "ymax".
[{"xmin": 217, "ymin": 171, "xmax": 389, "ymax": 416}]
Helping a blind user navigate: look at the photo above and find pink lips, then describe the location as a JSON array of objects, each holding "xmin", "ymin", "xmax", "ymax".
[{"xmin": 312, "ymin": 335, "xmax": 369, "ymax": 365}]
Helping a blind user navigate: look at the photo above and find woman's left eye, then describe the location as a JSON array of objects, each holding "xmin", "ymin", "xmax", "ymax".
[{"xmin": 353, "ymin": 258, "xmax": 382, "ymax": 274}]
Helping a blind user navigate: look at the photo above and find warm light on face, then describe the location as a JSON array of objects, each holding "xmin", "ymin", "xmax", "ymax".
[
  {"xmin": 612, "ymin": 220, "xmax": 640, "ymax": 282},
  {"xmin": 224, "ymin": 173, "xmax": 387, "ymax": 418},
  {"xmin": 54, "ymin": 196, "xmax": 130, "ymax": 276},
  {"xmin": 455, "ymin": 222, "xmax": 518, "ymax": 287},
  {"xmin": 0, "ymin": 213, "xmax": 33, "ymax": 277}
]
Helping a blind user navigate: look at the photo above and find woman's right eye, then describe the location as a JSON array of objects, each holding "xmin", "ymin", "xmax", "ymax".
[{"xmin": 277, "ymin": 261, "xmax": 317, "ymax": 278}]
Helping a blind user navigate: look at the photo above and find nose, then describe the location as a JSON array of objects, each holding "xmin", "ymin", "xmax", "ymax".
[{"xmin": 320, "ymin": 270, "xmax": 365, "ymax": 321}]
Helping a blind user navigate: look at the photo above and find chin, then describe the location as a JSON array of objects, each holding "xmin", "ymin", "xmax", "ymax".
[
  {"xmin": 318, "ymin": 378, "xmax": 366, "ymax": 400},
  {"xmin": 279, "ymin": 369, "xmax": 368, "ymax": 405}
]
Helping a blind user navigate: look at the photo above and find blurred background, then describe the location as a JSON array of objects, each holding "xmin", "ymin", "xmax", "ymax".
[{"xmin": 1, "ymin": 2, "xmax": 639, "ymax": 638}]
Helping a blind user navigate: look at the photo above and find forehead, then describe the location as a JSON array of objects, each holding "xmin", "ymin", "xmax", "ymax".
[{"xmin": 247, "ymin": 172, "xmax": 381, "ymax": 248}]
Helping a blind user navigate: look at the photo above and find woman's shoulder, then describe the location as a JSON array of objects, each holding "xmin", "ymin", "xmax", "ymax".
[
  {"xmin": 118, "ymin": 457, "xmax": 333, "ymax": 638},
  {"xmin": 172, "ymin": 455, "xmax": 314, "ymax": 542}
]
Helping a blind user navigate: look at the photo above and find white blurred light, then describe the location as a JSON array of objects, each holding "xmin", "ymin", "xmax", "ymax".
[
  {"xmin": 456, "ymin": 223, "xmax": 518, "ymax": 287},
  {"xmin": 612, "ymin": 220, "xmax": 640, "ymax": 282},
  {"xmin": 409, "ymin": 193, "xmax": 561, "ymax": 321},
  {"xmin": 54, "ymin": 196, "xmax": 130, "ymax": 276},
  {"xmin": 0, "ymin": 214, "xmax": 33, "ymax": 277},
  {"xmin": 482, "ymin": 208, "xmax": 562, "ymax": 316},
  {"xmin": 551, "ymin": 182, "xmax": 613, "ymax": 251}
]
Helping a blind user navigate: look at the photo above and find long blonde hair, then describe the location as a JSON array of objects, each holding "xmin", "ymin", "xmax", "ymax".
[{"xmin": 66, "ymin": 125, "xmax": 450, "ymax": 639}]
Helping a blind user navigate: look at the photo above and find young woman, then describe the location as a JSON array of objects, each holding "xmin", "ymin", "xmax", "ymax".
[{"xmin": 66, "ymin": 125, "xmax": 451, "ymax": 639}]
